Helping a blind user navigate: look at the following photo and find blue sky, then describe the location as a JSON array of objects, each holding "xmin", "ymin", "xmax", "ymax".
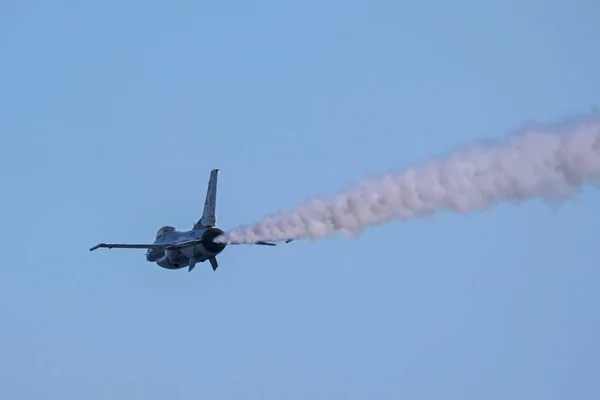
[{"xmin": 1, "ymin": 0, "xmax": 599, "ymax": 398}]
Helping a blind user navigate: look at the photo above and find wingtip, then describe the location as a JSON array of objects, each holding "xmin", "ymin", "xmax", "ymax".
[{"xmin": 89, "ymin": 243, "xmax": 103, "ymax": 251}]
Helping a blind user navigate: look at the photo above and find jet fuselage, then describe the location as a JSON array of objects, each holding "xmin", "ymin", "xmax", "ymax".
[
  {"xmin": 89, "ymin": 168, "xmax": 288, "ymax": 272},
  {"xmin": 146, "ymin": 227, "xmax": 226, "ymax": 269}
]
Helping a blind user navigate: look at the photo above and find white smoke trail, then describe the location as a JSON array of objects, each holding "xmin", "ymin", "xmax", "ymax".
[{"xmin": 216, "ymin": 112, "xmax": 600, "ymax": 244}]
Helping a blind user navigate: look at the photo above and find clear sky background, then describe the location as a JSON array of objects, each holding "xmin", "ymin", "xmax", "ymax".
[{"xmin": 1, "ymin": 0, "xmax": 599, "ymax": 398}]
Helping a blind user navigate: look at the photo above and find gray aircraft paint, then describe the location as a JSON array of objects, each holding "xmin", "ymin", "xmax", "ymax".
[{"xmin": 90, "ymin": 169, "xmax": 289, "ymax": 272}]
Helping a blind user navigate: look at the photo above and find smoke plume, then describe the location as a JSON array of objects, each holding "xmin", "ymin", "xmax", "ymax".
[{"xmin": 216, "ymin": 112, "xmax": 600, "ymax": 244}]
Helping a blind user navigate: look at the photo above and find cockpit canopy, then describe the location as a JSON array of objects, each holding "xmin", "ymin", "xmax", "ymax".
[{"xmin": 156, "ymin": 225, "xmax": 176, "ymax": 239}]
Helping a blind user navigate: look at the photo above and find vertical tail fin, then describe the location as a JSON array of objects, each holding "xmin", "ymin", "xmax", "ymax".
[{"xmin": 193, "ymin": 169, "xmax": 218, "ymax": 229}]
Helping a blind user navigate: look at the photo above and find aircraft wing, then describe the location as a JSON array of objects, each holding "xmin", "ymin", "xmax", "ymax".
[
  {"xmin": 253, "ymin": 241, "xmax": 277, "ymax": 246},
  {"xmin": 227, "ymin": 240, "xmax": 277, "ymax": 246},
  {"xmin": 90, "ymin": 243, "xmax": 165, "ymax": 251},
  {"xmin": 252, "ymin": 239, "xmax": 295, "ymax": 245},
  {"xmin": 91, "ymin": 239, "xmax": 206, "ymax": 251},
  {"xmin": 90, "ymin": 239, "xmax": 281, "ymax": 251}
]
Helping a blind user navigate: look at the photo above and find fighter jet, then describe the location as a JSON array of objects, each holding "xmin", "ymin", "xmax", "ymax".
[{"xmin": 89, "ymin": 169, "xmax": 291, "ymax": 272}]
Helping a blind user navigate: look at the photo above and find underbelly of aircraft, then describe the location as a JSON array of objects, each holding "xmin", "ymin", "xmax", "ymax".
[{"xmin": 155, "ymin": 245, "xmax": 210, "ymax": 269}]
